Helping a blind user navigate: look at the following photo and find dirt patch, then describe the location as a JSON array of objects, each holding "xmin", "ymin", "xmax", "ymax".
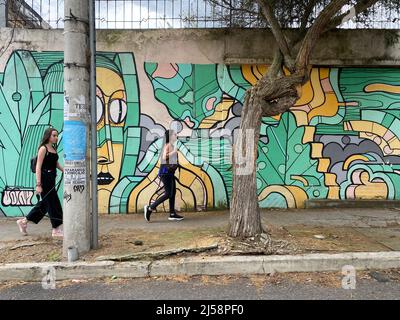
[
  {"xmin": 0, "ymin": 224, "xmax": 397, "ymax": 264},
  {"xmin": 82, "ymin": 227, "xmax": 226, "ymax": 261},
  {"xmin": 282, "ymin": 226, "xmax": 392, "ymax": 253},
  {"xmin": 0, "ymin": 237, "xmax": 62, "ymax": 264}
]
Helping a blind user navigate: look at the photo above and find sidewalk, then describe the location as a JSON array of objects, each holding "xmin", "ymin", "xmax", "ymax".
[{"xmin": 1, "ymin": 208, "xmax": 400, "ymax": 264}]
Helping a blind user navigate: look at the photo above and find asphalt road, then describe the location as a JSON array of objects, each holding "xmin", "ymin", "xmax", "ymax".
[{"xmin": 1, "ymin": 274, "xmax": 399, "ymax": 300}]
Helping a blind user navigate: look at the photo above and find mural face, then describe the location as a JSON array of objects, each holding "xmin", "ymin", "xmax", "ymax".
[
  {"xmin": 96, "ymin": 67, "xmax": 127, "ymax": 212},
  {"xmin": 1, "ymin": 50, "xmax": 400, "ymax": 217}
]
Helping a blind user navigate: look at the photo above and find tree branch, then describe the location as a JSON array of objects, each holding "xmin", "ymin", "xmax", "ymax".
[
  {"xmin": 207, "ymin": 0, "xmax": 259, "ymax": 16},
  {"xmin": 325, "ymin": 0, "xmax": 379, "ymax": 31},
  {"xmin": 295, "ymin": 0, "xmax": 348, "ymax": 71},
  {"xmin": 268, "ymin": 48, "xmax": 284, "ymax": 78},
  {"xmin": 257, "ymin": 0, "xmax": 293, "ymax": 65},
  {"xmin": 300, "ymin": 0, "xmax": 319, "ymax": 32}
]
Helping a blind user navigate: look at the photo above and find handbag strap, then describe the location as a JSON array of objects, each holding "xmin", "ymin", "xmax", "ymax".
[{"xmin": 42, "ymin": 144, "xmax": 49, "ymax": 157}]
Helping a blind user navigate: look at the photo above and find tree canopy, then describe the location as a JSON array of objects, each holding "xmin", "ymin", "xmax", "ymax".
[{"xmin": 208, "ymin": 0, "xmax": 400, "ymax": 29}]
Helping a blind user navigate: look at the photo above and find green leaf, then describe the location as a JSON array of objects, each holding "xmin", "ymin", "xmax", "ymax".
[{"xmin": 257, "ymin": 112, "xmax": 327, "ymax": 199}]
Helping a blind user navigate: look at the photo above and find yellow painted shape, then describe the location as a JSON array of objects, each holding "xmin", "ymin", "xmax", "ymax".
[
  {"xmin": 291, "ymin": 110, "xmax": 308, "ymax": 126},
  {"xmin": 365, "ymin": 83, "xmax": 400, "ymax": 94},
  {"xmin": 127, "ymin": 165, "xmax": 160, "ymax": 212},
  {"xmin": 187, "ymin": 179, "xmax": 206, "ymax": 204},
  {"xmin": 258, "ymin": 185, "xmax": 308, "ymax": 209},
  {"xmin": 327, "ymin": 186, "xmax": 340, "ymax": 199},
  {"xmin": 317, "ymin": 158, "xmax": 330, "ymax": 172},
  {"xmin": 354, "ymin": 183, "xmax": 388, "ymax": 199},
  {"xmin": 302, "ymin": 126, "xmax": 315, "ymax": 144},
  {"xmin": 343, "ymin": 155, "xmax": 370, "ymax": 170},
  {"xmin": 241, "ymin": 65, "xmax": 269, "ymax": 86},
  {"xmin": 347, "ymin": 120, "xmax": 374, "ymax": 133},
  {"xmin": 177, "ymin": 156, "xmax": 214, "ymax": 208},
  {"xmin": 346, "ymin": 170, "xmax": 388, "ymax": 200},
  {"xmin": 371, "ymin": 122, "xmax": 389, "ymax": 138},
  {"xmin": 324, "ymin": 173, "xmax": 338, "ymax": 186},
  {"xmin": 199, "ymin": 100, "xmax": 235, "ymax": 128},
  {"xmin": 98, "ymin": 189, "xmax": 111, "ymax": 214},
  {"xmin": 254, "ymin": 65, "xmax": 268, "ymax": 79},
  {"xmin": 387, "ymin": 137, "xmax": 400, "ymax": 149},
  {"xmin": 308, "ymin": 92, "xmax": 339, "ymax": 121},
  {"xmin": 135, "ymin": 181, "xmax": 162, "ymax": 212},
  {"xmin": 179, "ymin": 168, "xmax": 199, "ymax": 189},
  {"xmin": 97, "ymin": 143, "xmax": 124, "ymax": 210},
  {"xmin": 310, "ymin": 143, "xmax": 323, "ymax": 158},
  {"xmin": 295, "ymin": 68, "xmax": 320, "ymax": 106},
  {"xmin": 291, "ymin": 175, "xmax": 309, "ymax": 187},
  {"xmin": 319, "ymin": 68, "xmax": 330, "ymax": 79}
]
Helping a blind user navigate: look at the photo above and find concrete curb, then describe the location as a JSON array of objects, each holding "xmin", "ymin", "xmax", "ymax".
[
  {"xmin": 1, "ymin": 252, "xmax": 400, "ymax": 281},
  {"xmin": 305, "ymin": 199, "xmax": 400, "ymax": 209}
]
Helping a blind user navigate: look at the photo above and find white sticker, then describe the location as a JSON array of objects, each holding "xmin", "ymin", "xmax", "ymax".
[
  {"xmin": 63, "ymin": 95, "xmax": 80, "ymax": 119},
  {"xmin": 63, "ymin": 95, "xmax": 69, "ymax": 119},
  {"xmin": 64, "ymin": 164, "xmax": 86, "ymax": 185}
]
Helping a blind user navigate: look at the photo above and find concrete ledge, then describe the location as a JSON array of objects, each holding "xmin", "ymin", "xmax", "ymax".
[
  {"xmin": 149, "ymin": 252, "xmax": 400, "ymax": 276},
  {"xmin": 1, "ymin": 28, "xmax": 399, "ymax": 68},
  {"xmin": 1, "ymin": 252, "xmax": 400, "ymax": 282},
  {"xmin": 0, "ymin": 261, "xmax": 149, "ymax": 281},
  {"xmin": 305, "ymin": 199, "xmax": 400, "ymax": 209}
]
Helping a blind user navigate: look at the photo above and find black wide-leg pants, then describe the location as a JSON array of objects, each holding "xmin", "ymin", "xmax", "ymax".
[{"xmin": 26, "ymin": 170, "xmax": 63, "ymax": 228}]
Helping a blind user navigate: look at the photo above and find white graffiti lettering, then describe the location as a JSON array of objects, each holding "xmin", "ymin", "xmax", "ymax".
[{"xmin": 2, "ymin": 188, "xmax": 34, "ymax": 206}]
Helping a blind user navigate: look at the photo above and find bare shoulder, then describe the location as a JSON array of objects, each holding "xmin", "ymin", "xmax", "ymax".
[
  {"xmin": 38, "ymin": 146, "xmax": 47, "ymax": 155},
  {"xmin": 164, "ymin": 143, "xmax": 172, "ymax": 151}
]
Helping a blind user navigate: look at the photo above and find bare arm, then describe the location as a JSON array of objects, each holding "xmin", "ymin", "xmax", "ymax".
[
  {"xmin": 162, "ymin": 143, "xmax": 177, "ymax": 162},
  {"xmin": 35, "ymin": 146, "xmax": 46, "ymax": 186},
  {"xmin": 56, "ymin": 162, "xmax": 64, "ymax": 173}
]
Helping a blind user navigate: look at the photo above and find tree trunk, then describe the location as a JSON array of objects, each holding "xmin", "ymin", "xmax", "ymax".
[
  {"xmin": 228, "ymin": 68, "xmax": 305, "ymax": 238},
  {"xmin": 228, "ymin": 89, "xmax": 263, "ymax": 238},
  {"xmin": 228, "ymin": 0, "xmax": 379, "ymax": 240}
]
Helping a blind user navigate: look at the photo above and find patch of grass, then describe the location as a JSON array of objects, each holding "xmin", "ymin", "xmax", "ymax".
[{"xmin": 47, "ymin": 250, "xmax": 61, "ymax": 262}]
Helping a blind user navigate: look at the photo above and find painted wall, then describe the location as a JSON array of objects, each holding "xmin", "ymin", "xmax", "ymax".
[{"xmin": 0, "ymin": 49, "xmax": 399, "ymax": 216}]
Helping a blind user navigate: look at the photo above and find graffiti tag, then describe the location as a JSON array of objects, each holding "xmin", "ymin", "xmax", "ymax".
[
  {"xmin": 1, "ymin": 188, "xmax": 34, "ymax": 206},
  {"xmin": 63, "ymin": 192, "xmax": 72, "ymax": 203},
  {"xmin": 73, "ymin": 185, "xmax": 85, "ymax": 193}
]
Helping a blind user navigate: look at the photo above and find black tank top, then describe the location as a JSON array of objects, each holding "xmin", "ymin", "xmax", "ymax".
[{"xmin": 41, "ymin": 146, "xmax": 58, "ymax": 171}]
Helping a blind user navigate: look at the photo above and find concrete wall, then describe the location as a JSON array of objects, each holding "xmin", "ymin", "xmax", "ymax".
[
  {"xmin": 0, "ymin": 28, "xmax": 399, "ymax": 216},
  {"xmin": 1, "ymin": 28, "xmax": 400, "ymax": 66}
]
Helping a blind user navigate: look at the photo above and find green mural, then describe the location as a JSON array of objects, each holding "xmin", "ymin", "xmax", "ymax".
[{"xmin": 1, "ymin": 50, "xmax": 400, "ymax": 217}]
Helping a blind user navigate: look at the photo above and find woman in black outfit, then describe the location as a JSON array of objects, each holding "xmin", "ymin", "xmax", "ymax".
[
  {"xmin": 144, "ymin": 129, "xmax": 184, "ymax": 222},
  {"xmin": 17, "ymin": 127, "xmax": 64, "ymax": 238}
]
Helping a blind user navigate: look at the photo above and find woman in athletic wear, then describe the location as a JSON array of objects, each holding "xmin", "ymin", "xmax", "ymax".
[{"xmin": 144, "ymin": 129, "xmax": 184, "ymax": 222}]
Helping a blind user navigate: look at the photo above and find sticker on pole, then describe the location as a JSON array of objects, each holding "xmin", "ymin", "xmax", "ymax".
[
  {"xmin": 64, "ymin": 166, "xmax": 86, "ymax": 185},
  {"xmin": 63, "ymin": 95, "xmax": 69, "ymax": 119},
  {"xmin": 64, "ymin": 160, "xmax": 86, "ymax": 185},
  {"xmin": 64, "ymin": 120, "xmax": 87, "ymax": 161}
]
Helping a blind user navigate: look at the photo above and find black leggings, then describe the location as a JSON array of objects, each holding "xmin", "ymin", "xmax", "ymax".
[
  {"xmin": 150, "ymin": 174, "xmax": 176, "ymax": 214},
  {"xmin": 26, "ymin": 171, "xmax": 63, "ymax": 228}
]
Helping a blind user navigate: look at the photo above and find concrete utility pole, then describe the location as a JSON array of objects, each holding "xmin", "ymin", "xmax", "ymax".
[
  {"xmin": 89, "ymin": 0, "xmax": 98, "ymax": 250},
  {"xmin": 63, "ymin": 0, "xmax": 91, "ymax": 258},
  {"xmin": 0, "ymin": 0, "xmax": 7, "ymax": 28}
]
